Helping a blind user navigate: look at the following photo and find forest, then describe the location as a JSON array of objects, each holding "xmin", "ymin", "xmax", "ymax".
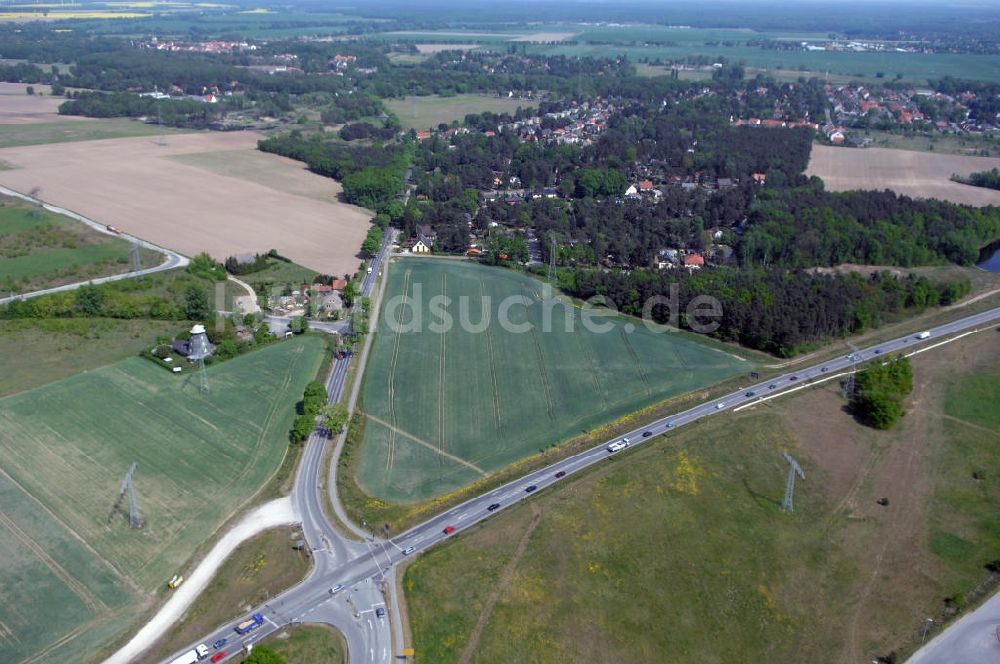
[
  {"xmin": 58, "ymin": 91, "xmax": 224, "ymax": 127},
  {"xmin": 557, "ymin": 266, "xmax": 969, "ymax": 356},
  {"xmin": 951, "ymin": 168, "xmax": 1000, "ymax": 192}
]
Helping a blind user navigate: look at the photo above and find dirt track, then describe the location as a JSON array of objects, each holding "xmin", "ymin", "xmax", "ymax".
[
  {"xmin": 0, "ymin": 131, "xmax": 372, "ymax": 275},
  {"xmin": 807, "ymin": 144, "xmax": 1000, "ymax": 206}
]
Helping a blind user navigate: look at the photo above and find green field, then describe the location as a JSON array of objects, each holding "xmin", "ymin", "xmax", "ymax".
[
  {"xmin": 230, "ymin": 257, "xmax": 324, "ymax": 296},
  {"xmin": 258, "ymin": 625, "xmax": 348, "ymax": 664},
  {"xmin": 537, "ymin": 42, "xmax": 1000, "ymax": 83},
  {"xmin": 0, "ymin": 336, "xmax": 324, "ymax": 664},
  {"xmin": 385, "ymin": 95, "xmax": 539, "ymax": 131},
  {"xmin": 357, "ymin": 259, "xmax": 751, "ymax": 502},
  {"xmin": 0, "ymin": 119, "xmax": 188, "ymax": 149},
  {"xmin": 0, "ymin": 194, "xmax": 162, "ymax": 293},
  {"xmin": 402, "ymin": 331, "xmax": 1000, "ymax": 663},
  {"xmin": 0, "ymin": 318, "xmax": 185, "ymax": 397}
]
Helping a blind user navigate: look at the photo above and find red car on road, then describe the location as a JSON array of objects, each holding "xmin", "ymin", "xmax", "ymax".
[
  {"xmin": 211, "ymin": 652, "xmax": 226, "ymax": 663},
  {"xmin": 443, "ymin": 525, "xmax": 455, "ymax": 534}
]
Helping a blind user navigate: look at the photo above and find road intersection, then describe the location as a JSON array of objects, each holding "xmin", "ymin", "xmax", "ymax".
[{"xmin": 157, "ymin": 241, "xmax": 1000, "ymax": 664}]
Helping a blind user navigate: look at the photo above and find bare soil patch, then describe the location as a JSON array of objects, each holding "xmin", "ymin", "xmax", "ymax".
[
  {"xmin": 807, "ymin": 144, "xmax": 1000, "ymax": 206},
  {"xmin": 0, "ymin": 82, "xmax": 82, "ymax": 124},
  {"xmin": 0, "ymin": 131, "xmax": 372, "ymax": 275}
]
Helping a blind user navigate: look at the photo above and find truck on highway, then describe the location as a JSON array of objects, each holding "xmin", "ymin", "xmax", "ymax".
[
  {"xmin": 234, "ymin": 613, "xmax": 264, "ymax": 635},
  {"xmin": 916, "ymin": 331, "xmax": 931, "ymax": 340},
  {"xmin": 169, "ymin": 649, "xmax": 200, "ymax": 664}
]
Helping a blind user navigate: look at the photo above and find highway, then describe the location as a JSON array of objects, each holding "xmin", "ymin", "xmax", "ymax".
[{"xmin": 160, "ymin": 284, "xmax": 1000, "ymax": 663}]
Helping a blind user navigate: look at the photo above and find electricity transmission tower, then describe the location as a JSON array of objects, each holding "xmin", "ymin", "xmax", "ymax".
[
  {"xmin": 843, "ymin": 341, "xmax": 862, "ymax": 397},
  {"xmin": 129, "ymin": 241, "xmax": 142, "ymax": 273},
  {"xmin": 781, "ymin": 453, "xmax": 805, "ymax": 513},
  {"xmin": 198, "ymin": 358, "xmax": 209, "ymax": 394},
  {"xmin": 547, "ymin": 235, "xmax": 557, "ymax": 284},
  {"xmin": 116, "ymin": 462, "xmax": 144, "ymax": 529}
]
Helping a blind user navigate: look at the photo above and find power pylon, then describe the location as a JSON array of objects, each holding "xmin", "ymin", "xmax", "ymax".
[
  {"xmin": 198, "ymin": 358, "xmax": 209, "ymax": 394},
  {"xmin": 129, "ymin": 241, "xmax": 142, "ymax": 273},
  {"xmin": 781, "ymin": 453, "xmax": 805, "ymax": 513},
  {"xmin": 116, "ymin": 462, "xmax": 143, "ymax": 529},
  {"xmin": 843, "ymin": 341, "xmax": 862, "ymax": 397}
]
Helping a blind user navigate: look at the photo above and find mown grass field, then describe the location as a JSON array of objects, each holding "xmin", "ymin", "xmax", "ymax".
[
  {"xmin": 0, "ymin": 337, "xmax": 324, "ymax": 664},
  {"xmin": 403, "ymin": 327, "xmax": 1000, "ymax": 664},
  {"xmin": 385, "ymin": 95, "xmax": 539, "ymax": 131},
  {"xmin": 357, "ymin": 259, "xmax": 751, "ymax": 503},
  {"xmin": 0, "ymin": 318, "xmax": 184, "ymax": 397},
  {"xmin": 0, "ymin": 119, "xmax": 185, "ymax": 149},
  {"xmin": 0, "ymin": 194, "xmax": 161, "ymax": 293}
]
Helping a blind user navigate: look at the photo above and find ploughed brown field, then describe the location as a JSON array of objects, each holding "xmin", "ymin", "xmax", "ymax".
[
  {"xmin": 807, "ymin": 144, "xmax": 1000, "ymax": 206},
  {"xmin": 0, "ymin": 131, "xmax": 372, "ymax": 275},
  {"xmin": 0, "ymin": 82, "xmax": 81, "ymax": 124}
]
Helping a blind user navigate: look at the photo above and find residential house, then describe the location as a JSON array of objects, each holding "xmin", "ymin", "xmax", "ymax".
[
  {"xmin": 683, "ymin": 253, "xmax": 705, "ymax": 270},
  {"xmin": 411, "ymin": 235, "xmax": 432, "ymax": 254}
]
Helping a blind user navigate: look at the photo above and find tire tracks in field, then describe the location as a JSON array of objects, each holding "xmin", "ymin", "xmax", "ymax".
[
  {"xmin": 386, "ymin": 269, "xmax": 412, "ymax": 473},
  {"xmin": 481, "ymin": 280, "xmax": 503, "ymax": 434},
  {"xmin": 575, "ymin": 330, "xmax": 605, "ymax": 409},
  {"xmin": 136, "ymin": 343, "xmax": 303, "ymax": 579},
  {"xmin": 438, "ymin": 270, "xmax": 448, "ymax": 458},
  {"xmin": 364, "ymin": 414, "xmax": 486, "ymax": 475},
  {"xmin": 0, "ymin": 462, "xmax": 137, "ymax": 593},
  {"xmin": 523, "ymin": 285, "xmax": 556, "ymax": 420},
  {"xmin": 621, "ymin": 328, "xmax": 651, "ymax": 396},
  {"xmin": 0, "ymin": 511, "xmax": 107, "ymax": 613},
  {"xmin": 19, "ymin": 620, "xmax": 98, "ymax": 664},
  {"xmin": 457, "ymin": 504, "xmax": 542, "ymax": 664}
]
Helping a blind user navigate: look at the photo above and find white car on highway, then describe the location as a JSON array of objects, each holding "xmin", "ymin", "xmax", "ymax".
[{"xmin": 607, "ymin": 438, "xmax": 631, "ymax": 453}]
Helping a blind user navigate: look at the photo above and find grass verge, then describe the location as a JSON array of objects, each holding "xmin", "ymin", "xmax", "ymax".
[{"xmin": 137, "ymin": 527, "xmax": 313, "ymax": 664}]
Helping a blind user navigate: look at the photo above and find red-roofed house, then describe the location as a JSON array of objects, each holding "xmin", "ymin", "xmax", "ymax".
[
  {"xmin": 415, "ymin": 131, "xmax": 432, "ymax": 141},
  {"xmin": 684, "ymin": 254, "xmax": 705, "ymax": 269}
]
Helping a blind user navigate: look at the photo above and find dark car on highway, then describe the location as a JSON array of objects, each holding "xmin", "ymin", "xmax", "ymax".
[
  {"xmin": 642, "ymin": 430, "xmax": 652, "ymax": 437},
  {"xmin": 554, "ymin": 470, "xmax": 566, "ymax": 478},
  {"xmin": 213, "ymin": 639, "xmax": 227, "ymax": 650},
  {"xmin": 789, "ymin": 376, "xmax": 798, "ymax": 381},
  {"xmin": 376, "ymin": 607, "xmax": 386, "ymax": 618},
  {"xmin": 525, "ymin": 485, "xmax": 537, "ymax": 493},
  {"xmin": 487, "ymin": 503, "xmax": 500, "ymax": 511}
]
